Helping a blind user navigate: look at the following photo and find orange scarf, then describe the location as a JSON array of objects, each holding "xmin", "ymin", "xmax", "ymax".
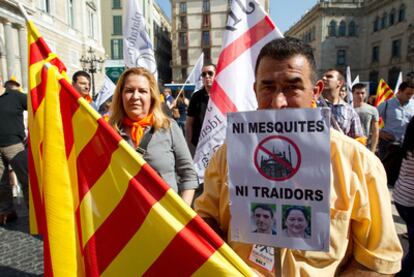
[
  {"xmin": 122, "ymin": 113, "xmax": 154, "ymax": 146},
  {"xmin": 83, "ymin": 94, "xmax": 93, "ymax": 103}
]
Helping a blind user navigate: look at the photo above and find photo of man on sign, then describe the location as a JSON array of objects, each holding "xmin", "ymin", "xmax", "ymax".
[{"xmin": 251, "ymin": 203, "xmax": 277, "ymax": 235}]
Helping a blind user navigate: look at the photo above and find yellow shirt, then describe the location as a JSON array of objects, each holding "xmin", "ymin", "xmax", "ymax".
[{"xmin": 194, "ymin": 129, "xmax": 402, "ymax": 277}]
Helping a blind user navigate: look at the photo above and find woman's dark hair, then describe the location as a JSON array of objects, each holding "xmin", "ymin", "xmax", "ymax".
[
  {"xmin": 282, "ymin": 205, "xmax": 311, "ymax": 236},
  {"xmin": 402, "ymin": 116, "xmax": 414, "ymax": 159}
]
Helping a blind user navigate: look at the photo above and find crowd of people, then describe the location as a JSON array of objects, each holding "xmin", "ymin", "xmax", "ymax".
[{"xmin": 0, "ymin": 36, "xmax": 413, "ymax": 276}]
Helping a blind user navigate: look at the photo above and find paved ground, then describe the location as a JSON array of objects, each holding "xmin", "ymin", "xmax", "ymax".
[{"xmin": 0, "ymin": 191, "xmax": 409, "ymax": 276}]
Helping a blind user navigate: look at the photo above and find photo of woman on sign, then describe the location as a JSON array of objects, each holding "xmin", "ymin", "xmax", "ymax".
[{"xmin": 282, "ymin": 205, "xmax": 311, "ymax": 238}]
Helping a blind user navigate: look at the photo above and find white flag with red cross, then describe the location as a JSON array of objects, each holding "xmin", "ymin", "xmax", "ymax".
[{"xmin": 193, "ymin": 0, "xmax": 283, "ymax": 181}]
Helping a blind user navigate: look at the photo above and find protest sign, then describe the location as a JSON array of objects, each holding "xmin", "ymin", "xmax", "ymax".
[{"xmin": 227, "ymin": 108, "xmax": 331, "ymax": 251}]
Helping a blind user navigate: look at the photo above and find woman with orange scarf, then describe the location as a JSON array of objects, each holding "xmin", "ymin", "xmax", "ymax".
[{"xmin": 108, "ymin": 67, "xmax": 198, "ymax": 205}]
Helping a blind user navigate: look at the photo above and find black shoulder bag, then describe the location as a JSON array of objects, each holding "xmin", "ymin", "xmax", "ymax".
[{"xmin": 136, "ymin": 127, "xmax": 154, "ymax": 155}]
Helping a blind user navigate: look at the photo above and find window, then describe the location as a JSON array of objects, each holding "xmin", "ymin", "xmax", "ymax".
[
  {"xmin": 389, "ymin": 8, "xmax": 396, "ymax": 25},
  {"xmin": 179, "ymin": 2, "xmax": 187, "ymax": 13},
  {"xmin": 88, "ymin": 8, "xmax": 97, "ymax": 38},
  {"xmin": 113, "ymin": 16, "xmax": 122, "ymax": 35},
  {"xmin": 202, "ymin": 0, "xmax": 210, "ymax": 13},
  {"xmin": 369, "ymin": 70, "xmax": 379, "ymax": 93},
  {"xmin": 68, "ymin": 0, "xmax": 74, "ymax": 28},
  {"xmin": 391, "ymin": 39, "xmax": 401, "ymax": 58},
  {"xmin": 180, "ymin": 16, "xmax": 187, "ymax": 29},
  {"xmin": 328, "ymin": 20, "xmax": 337, "ymax": 37},
  {"xmin": 112, "ymin": 0, "xmax": 121, "ymax": 9},
  {"xmin": 336, "ymin": 49, "xmax": 346, "ymax": 65},
  {"xmin": 202, "ymin": 31, "xmax": 210, "ymax": 46},
  {"xmin": 311, "ymin": 26, "xmax": 316, "ymax": 41},
  {"xmin": 338, "ymin": 21, "xmax": 346, "ymax": 36},
  {"xmin": 372, "ymin": 46, "xmax": 379, "ymax": 63},
  {"xmin": 399, "ymin": 4, "xmax": 406, "ymax": 22},
  {"xmin": 180, "ymin": 50, "xmax": 188, "ymax": 65},
  {"xmin": 179, "ymin": 32, "xmax": 187, "ymax": 47},
  {"xmin": 202, "ymin": 14, "xmax": 210, "ymax": 27},
  {"xmin": 381, "ymin": 12, "xmax": 388, "ymax": 29},
  {"xmin": 373, "ymin": 16, "xmax": 379, "ymax": 32},
  {"xmin": 181, "ymin": 68, "xmax": 187, "ymax": 80},
  {"xmin": 111, "ymin": 39, "xmax": 123, "ymax": 59},
  {"xmin": 348, "ymin": 21, "xmax": 356, "ymax": 36},
  {"xmin": 40, "ymin": 0, "xmax": 50, "ymax": 13}
]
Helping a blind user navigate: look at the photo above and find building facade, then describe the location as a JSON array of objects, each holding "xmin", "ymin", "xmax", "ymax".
[
  {"xmin": 171, "ymin": 0, "xmax": 269, "ymax": 82},
  {"xmin": 0, "ymin": 0, "xmax": 104, "ymax": 91},
  {"xmin": 285, "ymin": 0, "xmax": 414, "ymax": 93},
  {"xmin": 100, "ymin": 0, "xmax": 172, "ymax": 84}
]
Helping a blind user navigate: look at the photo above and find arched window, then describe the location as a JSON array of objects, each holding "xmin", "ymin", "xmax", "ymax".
[
  {"xmin": 381, "ymin": 12, "xmax": 388, "ymax": 29},
  {"xmin": 399, "ymin": 4, "xmax": 406, "ymax": 22},
  {"xmin": 389, "ymin": 8, "xmax": 396, "ymax": 25},
  {"xmin": 373, "ymin": 16, "xmax": 379, "ymax": 32},
  {"xmin": 328, "ymin": 20, "xmax": 337, "ymax": 37},
  {"xmin": 348, "ymin": 21, "xmax": 356, "ymax": 36},
  {"xmin": 338, "ymin": 20, "xmax": 346, "ymax": 36}
]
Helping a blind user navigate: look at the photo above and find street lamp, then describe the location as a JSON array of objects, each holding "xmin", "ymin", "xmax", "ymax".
[{"xmin": 79, "ymin": 47, "xmax": 105, "ymax": 99}]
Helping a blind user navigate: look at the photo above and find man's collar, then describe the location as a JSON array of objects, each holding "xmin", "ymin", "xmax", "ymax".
[{"xmin": 324, "ymin": 97, "xmax": 347, "ymax": 106}]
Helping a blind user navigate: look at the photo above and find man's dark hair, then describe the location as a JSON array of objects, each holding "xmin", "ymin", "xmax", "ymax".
[
  {"xmin": 255, "ymin": 37, "xmax": 317, "ymax": 82},
  {"xmin": 72, "ymin": 70, "xmax": 91, "ymax": 83},
  {"xmin": 325, "ymin": 68, "xmax": 345, "ymax": 82},
  {"xmin": 4, "ymin": 80, "xmax": 21, "ymax": 89},
  {"xmin": 253, "ymin": 204, "xmax": 274, "ymax": 217},
  {"xmin": 203, "ymin": 63, "xmax": 216, "ymax": 70},
  {"xmin": 352, "ymin": 83, "xmax": 366, "ymax": 92},
  {"xmin": 398, "ymin": 80, "xmax": 414, "ymax": 91}
]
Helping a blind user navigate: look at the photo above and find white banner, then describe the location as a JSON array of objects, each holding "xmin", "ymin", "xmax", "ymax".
[
  {"xmin": 346, "ymin": 66, "xmax": 353, "ymax": 104},
  {"xmin": 123, "ymin": 0, "xmax": 158, "ymax": 79},
  {"xmin": 92, "ymin": 75, "xmax": 116, "ymax": 112},
  {"xmin": 394, "ymin": 71, "xmax": 403, "ymax": 93},
  {"xmin": 351, "ymin": 75, "xmax": 360, "ymax": 87},
  {"xmin": 188, "ymin": 52, "xmax": 204, "ymax": 93},
  {"xmin": 193, "ymin": 0, "xmax": 283, "ymax": 181},
  {"xmin": 227, "ymin": 109, "xmax": 331, "ymax": 251}
]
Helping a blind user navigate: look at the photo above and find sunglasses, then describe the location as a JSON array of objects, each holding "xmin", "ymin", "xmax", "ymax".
[{"xmin": 201, "ymin": 71, "xmax": 214, "ymax": 77}]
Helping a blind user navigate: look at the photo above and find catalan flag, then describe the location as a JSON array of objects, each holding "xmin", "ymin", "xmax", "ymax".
[
  {"xmin": 27, "ymin": 17, "xmax": 254, "ymax": 277},
  {"xmin": 374, "ymin": 79, "xmax": 394, "ymax": 107},
  {"xmin": 374, "ymin": 79, "xmax": 395, "ymax": 128}
]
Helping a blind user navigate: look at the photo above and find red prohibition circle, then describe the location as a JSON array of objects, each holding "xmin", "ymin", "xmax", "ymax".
[{"xmin": 253, "ymin": 135, "xmax": 301, "ymax": 181}]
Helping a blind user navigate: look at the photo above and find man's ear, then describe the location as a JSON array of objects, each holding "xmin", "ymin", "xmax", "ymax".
[
  {"xmin": 313, "ymin": 80, "xmax": 324, "ymax": 100},
  {"xmin": 253, "ymin": 81, "xmax": 257, "ymax": 98}
]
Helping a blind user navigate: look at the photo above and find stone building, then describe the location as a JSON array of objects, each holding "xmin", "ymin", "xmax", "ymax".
[
  {"xmin": 171, "ymin": 0, "xmax": 269, "ymax": 82},
  {"xmin": 100, "ymin": 0, "xmax": 172, "ymax": 84},
  {"xmin": 285, "ymin": 0, "xmax": 413, "ymax": 93},
  {"xmin": 0, "ymin": 0, "xmax": 104, "ymax": 92}
]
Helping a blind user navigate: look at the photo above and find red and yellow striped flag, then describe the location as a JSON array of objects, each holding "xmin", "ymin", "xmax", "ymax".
[
  {"xmin": 374, "ymin": 79, "xmax": 394, "ymax": 107},
  {"xmin": 27, "ymin": 19, "xmax": 254, "ymax": 276},
  {"xmin": 374, "ymin": 79, "xmax": 395, "ymax": 128}
]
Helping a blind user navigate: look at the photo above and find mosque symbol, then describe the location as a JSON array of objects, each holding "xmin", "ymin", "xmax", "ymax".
[{"xmin": 260, "ymin": 145, "xmax": 294, "ymax": 179}]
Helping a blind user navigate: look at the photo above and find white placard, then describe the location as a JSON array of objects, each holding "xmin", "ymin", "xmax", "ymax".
[{"xmin": 227, "ymin": 108, "xmax": 331, "ymax": 251}]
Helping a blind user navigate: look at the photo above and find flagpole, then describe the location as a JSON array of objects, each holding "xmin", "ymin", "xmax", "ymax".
[{"xmin": 18, "ymin": 3, "xmax": 30, "ymax": 22}]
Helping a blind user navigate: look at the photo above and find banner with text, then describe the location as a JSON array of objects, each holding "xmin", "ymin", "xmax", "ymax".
[
  {"xmin": 123, "ymin": 0, "xmax": 158, "ymax": 79},
  {"xmin": 227, "ymin": 109, "xmax": 331, "ymax": 251}
]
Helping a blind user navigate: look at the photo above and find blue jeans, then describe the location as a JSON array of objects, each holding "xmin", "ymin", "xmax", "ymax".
[{"xmin": 395, "ymin": 203, "xmax": 414, "ymax": 277}]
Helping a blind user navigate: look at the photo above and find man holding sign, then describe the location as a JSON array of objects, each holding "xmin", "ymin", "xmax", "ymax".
[{"xmin": 195, "ymin": 37, "xmax": 402, "ymax": 276}]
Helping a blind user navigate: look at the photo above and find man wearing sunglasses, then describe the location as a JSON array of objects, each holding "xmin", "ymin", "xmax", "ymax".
[{"xmin": 186, "ymin": 64, "xmax": 216, "ymax": 155}]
